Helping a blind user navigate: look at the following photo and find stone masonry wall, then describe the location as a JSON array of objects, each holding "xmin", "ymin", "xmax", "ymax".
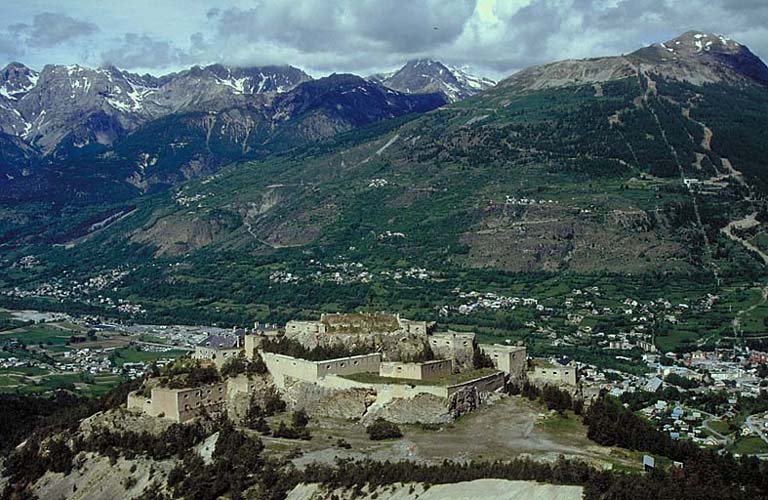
[{"xmin": 282, "ymin": 377, "xmax": 376, "ymax": 419}]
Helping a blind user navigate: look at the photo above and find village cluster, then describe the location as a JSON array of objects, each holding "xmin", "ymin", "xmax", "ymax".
[
  {"xmin": 578, "ymin": 347, "xmax": 768, "ymax": 448},
  {"xmin": 174, "ymin": 190, "xmax": 211, "ymax": 207},
  {"xmin": 0, "ymin": 322, "xmax": 235, "ymax": 390},
  {"xmin": 3, "ymin": 265, "xmax": 146, "ymax": 315},
  {"xmin": 268, "ymin": 260, "xmax": 433, "ymax": 285}
]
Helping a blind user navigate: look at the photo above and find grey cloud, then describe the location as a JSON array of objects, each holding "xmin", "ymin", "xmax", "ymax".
[
  {"xmin": 99, "ymin": 0, "xmax": 768, "ymax": 79},
  {"xmin": 0, "ymin": 33, "xmax": 23, "ymax": 60},
  {"xmin": 348, "ymin": 0, "xmax": 475, "ymax": 52},
  {"xmin": 0, "ymin": 11, "xmax": 97, "ymax": 61},
  {"xmin": 21, "ymin": 12, "xmax": 98, "ymax": 48},
  {"xmin": 101, "ymin": 33, "xmax": 182, "ymax": 69},
  {"xmin": 214, "ymin": 0, "xmax": 476, "ymax": 54}
]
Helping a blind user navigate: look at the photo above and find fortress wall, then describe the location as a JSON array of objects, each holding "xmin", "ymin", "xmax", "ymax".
[
  {"xmin": 530, "ymin": 365, "xmax": 578, "ymax": 386},
  {"xmin": 480, "ymin": 345, "xmax": 527, "ymax": 379},
  {"xmin": 379, "ymin": 361, "xmax": 422, "ymax": 379},
  {"xmin": 127, "ymin": 392, "xmax": 152, "ymax": 414},
  {"xmin": 400, "ymin": 318, "xmax": 429, "ymax": 335},
  {"xmin": 285, "ymin": 320, "xmax": 325, "ymax": 336},
  {"xmin": 376, "ymin": 383, "xmax": 448, "ymax": 399},
  {"xmin": 419, "ymin": 359, "xmax": 453, "ymax": 380},
  {"xmin": 284, "ymin": 314, "xmax": 431, "ymax": 361},
  {"xmin": 316, "ymin": 353, "xmax": 381, "ymax": 377},
  {"xmin": 319, "ymin": 375, "xmax": 448, "ymax": 398},
  {"xmin": 149, "ymin": 387, "xmax": 183, "ymax": 420},
  {"xmin": 261, "ymin": 351, "xmax": 381, "ymax": 388},
  {"xmin": 430, "ymin": 331, "xmax": 476, "ymax": 369},
  {"xmin": 445, "ymin": 371, "xmax": 505, "ymax": 397},
  {"xmin": 174, "ymin": 383, "xmax": 227, "ymax": 422},
  {"xmin": 283, "ymin": 377, "xmax": 375, "ymax": 419},
  {"xmin": 379, "ymin": 359, "xmax": 452, "ymax": 380},
  {"xmin": 193, "ymin": 346, "xmax": 243, "ymax": 368},
  {"xmin": 244, "ymin": 335, "xmax": 261, "ymax": 358},
  {"xmin": 364, "ymin": 392, "xmax": 454, "ymax": 425},
  {"xmin": 261, "ymin": 352, "xmax": 320, "ymax": 388},
  {"xmin": 226, "ymin": 374, "xmax": 254, "ymax": 395}
]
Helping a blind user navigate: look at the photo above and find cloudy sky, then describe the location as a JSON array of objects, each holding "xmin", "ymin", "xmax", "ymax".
[{"xmin": 1, "ymin": 0, "xmax": 767, "ymax": 80}]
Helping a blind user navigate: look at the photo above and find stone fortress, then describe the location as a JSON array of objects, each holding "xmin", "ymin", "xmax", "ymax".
[
  {"xmin": 283, "ymin": 313, "xmax": 433, "ymax": 361},
  {"xmin": 128, "ymin": 312, "xmax": 579, "ymax": 424}
]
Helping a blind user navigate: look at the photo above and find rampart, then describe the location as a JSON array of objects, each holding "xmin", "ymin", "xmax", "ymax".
[
  {"xmin": 429, "ymin": 331, "xmax": 476, "ymax": 369},
  {"xmin": 379, "ymin": 359, "xmax": 453, "ymax": 381},
  {"xmin": 261, "ymin": 351, "xmax": 381, "ymax": 388},
  {"xmin": 193, "ymin": 346, "xmax": 243, "ymax": 368},
  {"xmin": 291, "ymin": 370, "xmax": 505, "ymax": 424},
  {"xmin": 128, "ymin": 382, "xmax": 228, "ymax": 422},
  {"xmin": 283, "ymin": 313, "xmax": 432, "ymax": 361},
  {"xmin": 480, "ymin": 345, "xmax": 527, "ymax": 379},
  {"xmin": 529, "ymin": 364, "xmax": 578, "ymax": 386}
]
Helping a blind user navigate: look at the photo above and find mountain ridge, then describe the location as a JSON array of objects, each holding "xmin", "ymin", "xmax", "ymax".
[{"xmin": 500, "ymin": 31, "xmax": 768, "ymax": 91}]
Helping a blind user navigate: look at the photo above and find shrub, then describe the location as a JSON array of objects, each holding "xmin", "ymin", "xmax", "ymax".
[
  {"xmin": 263, "ymin": 386, "xmax": 286, "ymax": 416},
  {"xmin": 272, "ymin": 421, "xmax": 311, "ymax": 441},
  {"xmin": 291, "ymin": 409, "xmax": 310, "ymax": 429},
  {"xmin": 366, "ymin": 418, "xmax": 402, "ymax": 441}
]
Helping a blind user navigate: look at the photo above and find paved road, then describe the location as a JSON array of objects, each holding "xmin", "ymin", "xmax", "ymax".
[
  {"xmin": 746, "ymin": 413, "xmax": 768, "ymax": 445},
  {"xmin": 702, "ymin": 416, "xmax": 733, "ymax": 446}
]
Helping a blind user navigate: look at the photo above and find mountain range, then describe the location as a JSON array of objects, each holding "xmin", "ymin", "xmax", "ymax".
[
  {"xmin": 0, "ymin": 60, "xmax": 467, "ymax": 199},
  {"xmin": 1, "ymin": 30, "xmax": 768, "ymax": 327},
  {"xmin": 0, "ymin": 58, "xmax": 493, "ymax": 165}
]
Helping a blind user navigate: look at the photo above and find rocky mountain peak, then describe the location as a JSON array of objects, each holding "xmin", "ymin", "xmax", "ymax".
[
  {"xmin": 0, "ymin": 62, "xmax": 39, "ymax": 100},
  {"xmin": 665, "ymin": 31, "xmax": 742, "ymax": 55},
  {"xmin": 370, "ymin": 59, "xmax": 494, "ymax": 102},
  {"xmin": 633, "ymin": 31, "xmax": 746, "ymax": 61},
  {"xmin": 631, "ymin": 30, "xmax": 768, "ymax": 86},
  {"xmin": 501, "ymin": 31, "xmax": 768, "ymax": 91},
  {"xmin": 174, "ymin": 63, "xmax": 311, "ymax": 95},
  {"xmin": 0, "ymin": 62, "xmax": 315, "ymax": 154}
]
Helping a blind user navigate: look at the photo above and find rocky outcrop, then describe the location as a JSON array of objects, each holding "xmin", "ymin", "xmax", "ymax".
[
  {"xmin": 364, "ymin": 393, "xmax": 453, "ymax": 425},
  {"xmin": 282, "ymin": 378, "xmax": 376, "ymax": 419},
  {"xmin": 130, "ymin": 213, "xmax": 234, "ymax": 257},
  {"xmin": 32, "ymin": 452, "xmax": 174, "ymax": 500},
  {"xmin": 226, "ymin": 375, "xmax": 276, "ymax": 424},
  {"xmin": 79, "ymin": 407, "xmax": 175, "ymax": 438},
  {"xmin": 287, "ymin": 480, "xmax": 584, "ymax": 500},
  {"xmin": 447, "ymin": 386, "xmax": 482, "ymax": 419}
]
